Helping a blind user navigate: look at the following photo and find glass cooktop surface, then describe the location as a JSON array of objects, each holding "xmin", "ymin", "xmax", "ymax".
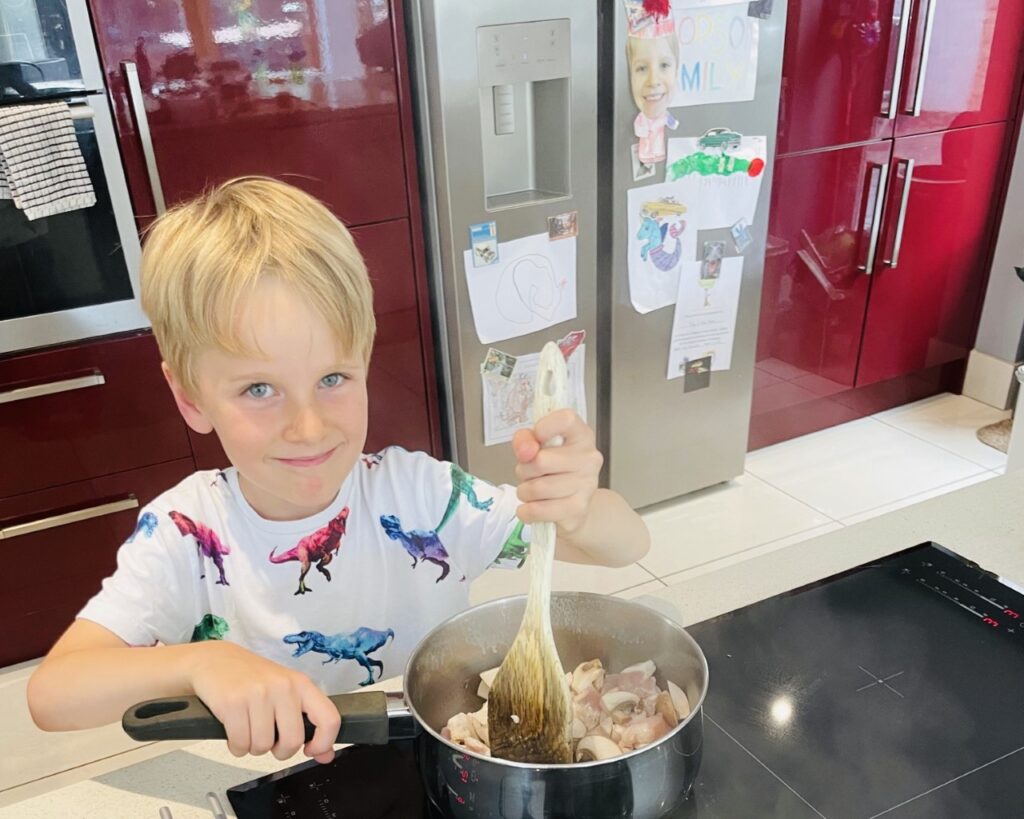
[{"xmin": 227, "ymin": 543, "xmax": 1024, "ymax": 818}]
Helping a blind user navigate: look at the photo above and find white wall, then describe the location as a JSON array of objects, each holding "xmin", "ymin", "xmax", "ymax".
[{"xmin": 964, "ymin": 124, "xmax": 1024, "ymax": 408}]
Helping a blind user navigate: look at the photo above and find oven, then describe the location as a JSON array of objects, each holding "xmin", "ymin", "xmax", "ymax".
[{"xmin": 0, "ymin": 0, "xmax": 145, "ymax": 355}]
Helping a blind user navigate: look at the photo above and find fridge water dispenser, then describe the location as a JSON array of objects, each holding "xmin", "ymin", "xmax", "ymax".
[{"xmin": 476, "ymin": 19, "xmax": 571, "ymax": 209}]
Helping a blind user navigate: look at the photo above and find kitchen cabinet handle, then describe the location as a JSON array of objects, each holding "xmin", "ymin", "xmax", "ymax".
[
  {"xmin": 0, "ymin": 497, "xmax": 139, "ymax": 540},
  {"xmin": 0, "ymin": 372, "xmax": 105, "ymax": 404},
  {"xmin": 882, "ymin": 1, "xmax": 912, "ymax": 118},
  {"xmin": 122, "ymin": 61, "xmax": 167, "ymax": 216},
  {"xmin": 858, "ymin": 162, "xmax": 890, "ymax": 275},
  {"xmin": 883, "ymin": 159, "xmax": 915, "ymax": 268},
  {"xmin": 906, "ymin": 0, "xmax": 937, "ymax": 116}
]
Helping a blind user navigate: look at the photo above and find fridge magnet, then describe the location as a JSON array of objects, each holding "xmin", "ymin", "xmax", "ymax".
[
  {"xmin": 747, "ymin": 0, "xmax": 774, "ymax": 19},
  {"xmin": 626, "ymin": 180, "xmax": 698, "ymax": 314},
  {"xmin": 623, "ymin": 0, "xmax": 672, "ymax": 37},
  {"xmin": 469, "ymin": 220, "xmax": 499, "ymax": 267},
  {"xmin": 730, "ymin": 217, "xmax": 753, "ymax": 252},
  {"xmin": 547, "ymin": 211, "xmax": 578, "ymax": 241},
  {"xmin": 462, "ymin": 231, "xmax": 578, "ymax": 344},
  {"xmin": 666, "ymin": 134, "xmax": 767, "ymax": 229},
  {"xmin": 631, "ymin": 143, "xmax": 657, "ymax": 181},
  {"xmin": 557, "ymin": 328, "xmax": 586, "ymax": 360},
  {"xmin": 481, "ymin": 340, "xmax": 587, "ymax": 446},
  {"xmin": 683, "ymin": 355, "xmax": 712, "ymax": 392},
  {"xmin": 669, "ymin": 5, "xmax": 759, "ymax": 107},
  {"xmin": 626, "ymin": 14, "xmax": 679, "ymax": 165},
  {"xmin": 700, "ymin": 241, "xmax": 725, "ymax": 307},
  {"xmin": 666, "ymin": 257, "xmax": 743, "ymax": 378}
]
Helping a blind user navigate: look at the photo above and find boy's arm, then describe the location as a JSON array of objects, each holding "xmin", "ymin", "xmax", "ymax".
[
  {"xmin": 513, "ymin": 409, "xmax": 651, "ymax": 568},
  {"xmin": 28, "ymin": 619, "xmax": 341, "ymax": 764}
]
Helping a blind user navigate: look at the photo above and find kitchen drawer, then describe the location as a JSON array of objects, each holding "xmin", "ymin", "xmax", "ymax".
[
  {"xmin": 0, "ymin": 333, "xmax": 192, "ymax": 498},
  {"xmin": 0, "ymin": 457, "xmax": 194, "ymax": 667}
]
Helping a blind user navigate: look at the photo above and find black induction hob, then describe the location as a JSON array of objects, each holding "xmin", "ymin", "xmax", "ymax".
[{"xmin": 227, "ymin": 542, "xmax": 1024, "ymax": 818}]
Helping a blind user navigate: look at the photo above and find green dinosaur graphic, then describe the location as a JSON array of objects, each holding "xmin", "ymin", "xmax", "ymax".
[
  {"xmin": 190, "ymin": 613, "xmax": 230, "ymax": 642},
  {"xmin": 436, "ymin": 463, "xmax": 493, "ymax": 532},
  {"xmin": 492, "ymin": 520, "xmax": 530, "ymax": 568}
]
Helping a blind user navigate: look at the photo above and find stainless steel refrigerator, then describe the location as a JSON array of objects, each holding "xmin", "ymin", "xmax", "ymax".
[{"xmin": 407, "ymin": 1, "xmax": 787, "ymax": 508}]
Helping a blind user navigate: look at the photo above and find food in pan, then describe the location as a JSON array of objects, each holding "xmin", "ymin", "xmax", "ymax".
[{"xmin": 442, "ymin": 659, "xmax": 690, "ymax": 762}]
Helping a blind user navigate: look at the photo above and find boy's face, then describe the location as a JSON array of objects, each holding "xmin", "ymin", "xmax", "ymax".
[
  {"xmin": 629, "ymin": 36, "xmax": 678, "ymax": 120},
  {"xmin": 167, "ymin": 277, "xmax": 368, "ymax": 521}
]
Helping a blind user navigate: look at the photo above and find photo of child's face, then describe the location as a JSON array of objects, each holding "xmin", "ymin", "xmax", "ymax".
[{"xmin": 628, "ymin": 35, "xmax": 678, "ymax": 121}]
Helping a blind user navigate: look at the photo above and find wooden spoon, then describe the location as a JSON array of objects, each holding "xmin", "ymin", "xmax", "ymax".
[{"xmin": 487, "ymin": 341, "xmax": 574, "ymax": 764}]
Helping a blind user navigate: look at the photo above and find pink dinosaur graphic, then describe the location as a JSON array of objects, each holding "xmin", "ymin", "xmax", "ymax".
[
  {"xmin": 169, "ymin": 511, "xmax": 231, "ymax": 586},
  {"xmin": 269, "ymin": 507, "xmax": 349, "ymax": 595}
]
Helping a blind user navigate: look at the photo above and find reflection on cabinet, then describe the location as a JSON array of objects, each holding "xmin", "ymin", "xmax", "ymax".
[
  {"xmin": 859, "ymin": 123, "xmax": 1009, "ymax": 384},
  {"xmin": 752, "ymin": 0, "xmax": 1023, "ymax": 450}
]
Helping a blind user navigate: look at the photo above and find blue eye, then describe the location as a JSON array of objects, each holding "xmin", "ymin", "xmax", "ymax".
[
  {"xmin": 320, "ymin": 373, "xmax": 346, "ymax": 388},
  {"xmin": 245, "ymin": 383, "xmax": 274, "ymax": 399}
]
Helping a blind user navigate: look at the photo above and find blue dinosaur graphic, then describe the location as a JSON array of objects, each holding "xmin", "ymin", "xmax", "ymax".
[
  {"xmin": 283, "ymin": 627, "xmax": 395, "ymax": 686},
  {"xmin": 379, "ymin": 514, "xmax": 459, "ymax": 583},
  {"xmin": 436, "ymin": 463, "xmax": 493, "ymax": 532},
  {"xmin": 128, "ymin": 512, "xmax": 159, "ymax": 543}
]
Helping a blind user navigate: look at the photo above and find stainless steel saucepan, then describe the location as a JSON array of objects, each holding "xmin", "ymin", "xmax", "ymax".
[{"xmin": 125, "ymin": 592, "xmax": 709, "ymax": 819}]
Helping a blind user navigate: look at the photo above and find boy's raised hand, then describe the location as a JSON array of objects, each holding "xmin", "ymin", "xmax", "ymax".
[
  {"xmin": 187, "ymin": 641, "xmax": 340, "ymax": 764},
  {"xmin": 512, "ymin": 408, "xmax": 603, "ymax": 536}
]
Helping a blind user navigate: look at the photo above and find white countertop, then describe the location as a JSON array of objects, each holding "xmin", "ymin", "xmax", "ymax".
[{"xmin": 3, "ymin": 470, "xmax": 1021, "ymax": 818}]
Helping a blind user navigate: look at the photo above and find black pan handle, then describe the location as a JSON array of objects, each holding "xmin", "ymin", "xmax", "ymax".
[{"xmin": 122, "ymin": 691, "xmax": 391, "ymax": 745}]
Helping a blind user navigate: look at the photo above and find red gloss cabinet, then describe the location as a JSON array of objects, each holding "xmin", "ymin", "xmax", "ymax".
[{"xmin": 752, "ymin": 0, "xmax": 1024, "ymax": 450}]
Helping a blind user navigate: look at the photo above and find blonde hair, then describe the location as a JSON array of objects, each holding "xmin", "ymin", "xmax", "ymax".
[{"xmin": 140, "ymin": 176, "xmax": 376, "ymax": 395}]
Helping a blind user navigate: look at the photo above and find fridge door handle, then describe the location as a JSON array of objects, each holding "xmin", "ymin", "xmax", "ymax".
[
  {"xmin": 905, "ymin": 0, "xmax": 937, "ymax": 116},
  {"xmin": 882, "ymin": 0, "xmax": 912, "ymax": 118},
  {"xmin": 121, "ymin": 61, "xmax": 167, "ymax": 216},
  {"xmin": 858, "ymin": 162, "xmax": 890, "ymax": 275},
  {"xmin": 882, "ymin": 159, "xmax": 915, "ymax": 268}
]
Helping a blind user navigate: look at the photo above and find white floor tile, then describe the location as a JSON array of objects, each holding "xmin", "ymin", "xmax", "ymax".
[
  {"xmin": 745, "ymin": 417, "xmax": 987, "ymax": 520},
  {"xmin": 659, "ymin": 522, "xmax": 845, "ymax": 588},
  {"xmin": 614, "ymin": 580, "xmax": 668, "ymax": 599},
  {"xmin": 469, "ymin": 561, "xmax": 655, "ymax": 606},
  {"xmin": 873, "ymin": 393, "xmax": 1011, "ymax": 470},
  {"xmin": 638, "ymin": 473, "xmax": 833, "ymax": 578},
  {"xmin": 839, "ymin": 471, "xmax": 999, "ymax": 526}
]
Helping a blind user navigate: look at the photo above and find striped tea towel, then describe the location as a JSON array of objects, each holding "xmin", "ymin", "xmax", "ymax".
[{"xmin": 0, "ymin": 102, "xmax": 96, "ymax": 220}]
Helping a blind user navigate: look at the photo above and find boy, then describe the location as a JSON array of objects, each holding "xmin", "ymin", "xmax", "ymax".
[{"xmin": 27, "ymin": 177, "xmax": 650, "ymax": 765}]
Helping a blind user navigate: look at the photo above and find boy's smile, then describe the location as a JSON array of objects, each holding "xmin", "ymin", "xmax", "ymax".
[{"xmin": 165, "ymin": 277, "xmax": 369, "ymax": 521}]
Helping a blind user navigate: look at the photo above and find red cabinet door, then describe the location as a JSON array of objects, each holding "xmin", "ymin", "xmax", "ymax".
[
  {"xmin": 88, "ymin": 0, "xmax": 408, "ymax": 226},
  {"xmin": 895, "ymin": 0, "xmax": 1024, "ymax": 137},
  {"xmin": 857, "ymin": 123, "xmax": 1008, "ymax": 385},
  {"xmin": 777, "ymin": 0, "xmax": 910, "ymax": 155},
  {"xmin": 756, "ymin": 141, "xmax": 894, "ymax": 405},
  {"xmin": 0, "ymin": 458, "xmax": 194, "ymax": 666}
]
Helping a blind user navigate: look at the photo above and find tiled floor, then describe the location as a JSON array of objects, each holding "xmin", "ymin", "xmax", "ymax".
[
  {"xmin": 0, "ymin": 393, "xmax": 1012, "ymax": 803},
  {"xmin": 473, "ymin": 392, "xmax": 1010, "ymax": 600}
]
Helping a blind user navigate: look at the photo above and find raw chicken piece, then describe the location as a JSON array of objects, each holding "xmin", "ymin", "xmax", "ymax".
[{"xmin": 444, "ymin": 660, "xmax": 691, "ymax": 763}]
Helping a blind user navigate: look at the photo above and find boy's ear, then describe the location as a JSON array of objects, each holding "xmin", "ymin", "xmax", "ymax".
[{"xmin": 161, "ymin": 362, "xmax": 214, "ymax": 434}]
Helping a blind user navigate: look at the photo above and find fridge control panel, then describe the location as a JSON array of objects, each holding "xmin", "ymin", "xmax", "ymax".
[{"xmin": 476, "ymin": 19, "xmax": 570, "ymax": 86}]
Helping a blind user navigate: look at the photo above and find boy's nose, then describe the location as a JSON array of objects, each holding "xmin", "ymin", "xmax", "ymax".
[{"xmin": 284, "ymin": 402, "xmax": 326, "ymax": 443}]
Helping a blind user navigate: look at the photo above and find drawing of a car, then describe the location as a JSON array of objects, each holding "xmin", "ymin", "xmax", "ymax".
[{"xmin": 699, "ymin": 128, "xmax": 742, "ymax": 151}]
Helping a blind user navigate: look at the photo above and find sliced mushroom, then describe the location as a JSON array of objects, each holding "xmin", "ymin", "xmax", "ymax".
[
  {"xmin": 654, "ymin": 691, "xmax": 679, "ymax": 727},
  {"xmin": 571, "ymin": 718, "xmax": 587, "ymax": 740},
  {"xmin": 469, "ymin": 703, "xmax": 489, "ymax": 745},
  {"xmin": 463, "ymin": 736, "xmax": 491, "ymax": 756},
  {"xmin": 602, "ymin": 690, "xmax": 640, "ymax": 724},
  {"xmin": 620, "ymin": 660, "xmax": 656, "ymax": 679},
  {"xmin": 667, "ymin": 680, "xmax": 691, "ymax": 719},
  {"xmin": 570, "ymin": 659, "xmax": 606, "ymax": 694},
  {"xmin": 575, "ymin": 735, "xmax": 623, "ymax": 762},
  {"xmin": 477, "ymin": 666, "xmax": 500, "ymax": 700}
]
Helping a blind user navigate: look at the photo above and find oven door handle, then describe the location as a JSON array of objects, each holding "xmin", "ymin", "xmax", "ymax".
[
  {"xmin": 121, "ymin": 61, "xmax": 167, "ymax": 215},
  {"xmin": 0, "ymin": 496, "xmax": 139, "ymax": 540}
]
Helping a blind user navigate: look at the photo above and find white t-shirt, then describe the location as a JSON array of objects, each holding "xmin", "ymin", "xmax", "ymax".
[{"xmin": 78, "ymin": 447, "xmax": 528, "ymax": 693}]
